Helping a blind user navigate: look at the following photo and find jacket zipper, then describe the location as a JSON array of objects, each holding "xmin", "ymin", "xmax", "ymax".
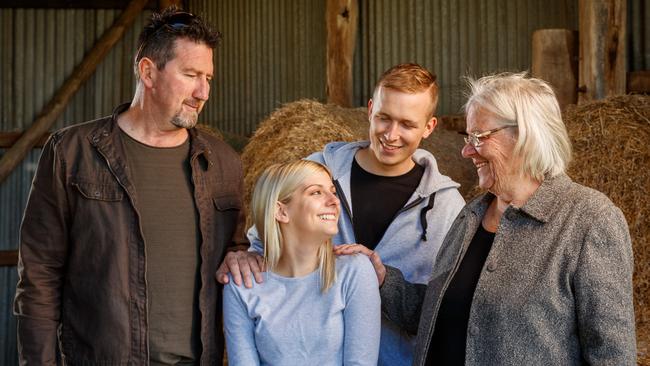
[{"xmin": 374, "ymin": 196, "xmax": 426, "ymax": 248}]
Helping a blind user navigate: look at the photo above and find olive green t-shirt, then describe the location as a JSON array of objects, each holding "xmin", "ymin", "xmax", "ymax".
[{"xmin": 122, "ymin": 130, "xmax": 201, "ymax": 365}]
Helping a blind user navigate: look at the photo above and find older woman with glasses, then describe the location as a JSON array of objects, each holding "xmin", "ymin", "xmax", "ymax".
[{"xmin": 336, "ymin": 73, "xmax": 637, "ymax": 365}]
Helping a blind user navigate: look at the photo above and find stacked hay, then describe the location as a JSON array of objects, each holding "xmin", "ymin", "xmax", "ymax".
[
  {"xmin": 240, "ymin": 100, "xmax": 361, "ymax": 216},
  {"xmin": 563, "ymin": 95, "xmax": 650, "ymax": 363}
]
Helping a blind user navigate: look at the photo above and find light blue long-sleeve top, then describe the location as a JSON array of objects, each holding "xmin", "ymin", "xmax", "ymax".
[{"xmin": 223, "ymin": 254, "xmax": 381, "ymax": 366}]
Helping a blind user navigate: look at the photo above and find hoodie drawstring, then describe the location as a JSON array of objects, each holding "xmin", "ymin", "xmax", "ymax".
[{"xmin": 420, "ymin": 193, "xmax": 436, "ymax": 241}]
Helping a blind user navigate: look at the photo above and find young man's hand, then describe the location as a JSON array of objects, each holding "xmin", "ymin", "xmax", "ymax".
[
  {"xmin": 334, "ymin": 244, "xmax": 386, "ymax": 286},
  {"xmin": 216, "ymin": 251, "xmax": 265, "ymax": 288}
]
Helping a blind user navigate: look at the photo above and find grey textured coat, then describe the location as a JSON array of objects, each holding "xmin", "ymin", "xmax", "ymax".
[{"xmin": 381, "ymin": 173, "xmax": 637, "ymax": 365}]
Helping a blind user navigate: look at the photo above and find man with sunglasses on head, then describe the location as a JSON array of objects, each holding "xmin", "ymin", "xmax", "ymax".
[{"xmin": 15, "ymin": 7, "xmax": 246, "ymax": 365}]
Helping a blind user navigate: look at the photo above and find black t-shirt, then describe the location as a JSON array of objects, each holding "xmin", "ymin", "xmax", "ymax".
[
  {"xmin": 425, "ymin": 225, "xmax": 495, "ymax": 365},
  {"xmin": 350, "ymin": 157, "xmax": 424, "ymax": 250}
]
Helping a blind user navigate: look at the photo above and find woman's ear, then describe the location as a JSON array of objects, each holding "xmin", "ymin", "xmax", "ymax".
[{"xmin": 274, "ymin": 202, "xmax": 290, "ymax": 223}]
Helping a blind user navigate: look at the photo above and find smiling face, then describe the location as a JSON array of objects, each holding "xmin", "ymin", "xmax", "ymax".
[
  {"xmin": 278, "ymin": 169, "xmax": 340, "ymax": 241},
  {"xmin": 365, "ymin": 87, "xmax": 436, "ymax": 176},
  {"xmin": 461, "ymin": 109, "xmax": 520, "ymax": 195},
  {"xmin": 149, "ymin": 37, "xmax": 213, "ymax": 129}
]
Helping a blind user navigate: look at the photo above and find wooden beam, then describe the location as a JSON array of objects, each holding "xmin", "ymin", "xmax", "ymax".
[
  {"xmin": 0, "ymin": 0, "xmax": 157, "ymax": 9},
  {"xmin": 0, "ymin": 250, "xmax": 18, "ymax": 267},
  {"xmin": 326, "ymin": 0, "xmax": 358, "ymax": 107},
  {"xmin": 0, "ymin": 0, "xmax": 149, "ymax": 185},
  {"xmin": 578, "ymin": 0, "xmax": 627, "ymax": 102},
  {"xmin": 627, "ymin": 71, "xmax": 650, "ymax": 94},
  {"xmin": 158, "ymin": 0, "xmax": 184, "ymax": 10},
  {"xmin": 532, "ymin": 29, "xmax": 579, "ymax": 110},
  {"xmin": 0, "ymin": 132, "xmax": 50, "ymax": 149}
]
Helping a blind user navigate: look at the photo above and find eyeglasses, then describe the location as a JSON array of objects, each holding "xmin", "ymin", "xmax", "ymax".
[
  {"xmin": 135, "ymin": 11, "xmax": 196, "ymax": 62},
  {"xmin": 462, "ymin": 126, "xmax": 515, "ymax": 148}
]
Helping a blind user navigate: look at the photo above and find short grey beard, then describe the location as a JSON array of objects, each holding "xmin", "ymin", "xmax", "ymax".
[{"xmin": 171, "ymin": 112, "xmax": 198, "ymax": 129}]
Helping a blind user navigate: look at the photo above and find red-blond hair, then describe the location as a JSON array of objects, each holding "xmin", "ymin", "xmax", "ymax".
[{"xmin": 372, "ymin": 63, "xmax": 439, "ymax": 117}]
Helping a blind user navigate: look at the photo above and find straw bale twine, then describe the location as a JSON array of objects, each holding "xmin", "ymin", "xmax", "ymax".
[{"xmin": 240, "ymin": 100, "xmax": 360, "ymax": 216}]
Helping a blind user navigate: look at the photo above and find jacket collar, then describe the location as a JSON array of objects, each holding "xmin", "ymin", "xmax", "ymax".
[
  {"xmin": 89, "ymin": 103, "xmax": 210, "ymax": 162},
  {"xmin": 468, "ymin": 173, "xmax": 573, "ymax": 223}
]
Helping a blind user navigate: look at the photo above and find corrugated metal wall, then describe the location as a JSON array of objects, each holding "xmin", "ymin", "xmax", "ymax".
[
  {"xmin": 0, "ymin": 1, "xmax": 648, "ymax": 364},
  {"xmin": 0, "ymin": 8, "xmax": 151, "ymax": 365},
  {"xmin": 354, "ymin": 0, "xmax": 578, "ymax": 115},
  {"xmin": 190, "ymin": 0, "xmax": 327, "ymax": 136}
]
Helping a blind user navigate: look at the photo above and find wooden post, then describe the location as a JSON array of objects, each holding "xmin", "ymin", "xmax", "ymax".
[
  {"xmin": 0, "ymin": 0, "xmax": 149, "ymax": 184},
  {"xmin": 326, "ymin": 0, "xmax": 358, "ymax": 107},
  {"xmin": 627, "ymin": 71, "xmax": 650, "ymax": 93},
  {"xmin": 0, "ymin": 250, "xmax": 18, "ymax": 267},
  {"xmin": 532, "ymin": 29, "xmax": 578, "ymax": 110},
  {"xmin": 578, "ymin": 0, "xmax": 626, "ymax": 102}
]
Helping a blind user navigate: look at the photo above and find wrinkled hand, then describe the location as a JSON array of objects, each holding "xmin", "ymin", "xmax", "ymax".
[
  {"xmin": 216, "ymin": 250, "xmax": 265, "ymax": 288},
  {"xmin": 334, "ymin": 244, "xmax": 386, "ymax": 286}
]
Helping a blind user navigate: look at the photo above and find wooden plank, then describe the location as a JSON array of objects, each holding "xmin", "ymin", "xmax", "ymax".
[
  {"xmin": 627, "ymin": 71, "xmax": 650, "ymax": 93},
  {"xmin": 158, "ymin": 0, "xmax": 184, "ymax": 10},
  {"xmin": 578, "ymin": 0, "xmax": 627, "ymax": 102},
  {"xmin": 532, "ymin": 29, "xmax": 579, "ymax": 110},
  {"xmin": 326, "ymin": 0, "xmax": 358, "ymax": 107},
  {"xmin": 0, "ymin": 0, "xmax": 157, "ymax": 9},
  {"xmin": 0, "ymin": 0, "xmax": 149, "ymax": 184},
  {"xmin": 0, "ymin": 250, "xmax": 18, "ymax": 267},
  {"xmin": 0, "ymin": 132, "xmax": 50, "ymax": 149}
]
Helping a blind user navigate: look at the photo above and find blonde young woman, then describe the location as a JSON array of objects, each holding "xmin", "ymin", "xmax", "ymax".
[{"xmin": 223, "ymin": 160, "xmax": 380, "ymax": 365}]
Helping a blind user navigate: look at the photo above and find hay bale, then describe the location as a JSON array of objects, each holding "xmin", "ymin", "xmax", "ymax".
[
  {"xmin": 241, "ymin": 100, "xmax": 360, "ymax": 216},
  {"xmin": 640, "ymin": 321, "xmax": 650, "ymax": 365},
  {"xmin": 564, "ymin": 95, "xmax": 650, "ymax": 362},
  {"xmin": 421, "ymin": 128, "xmax": 477, "ymax": 197}
]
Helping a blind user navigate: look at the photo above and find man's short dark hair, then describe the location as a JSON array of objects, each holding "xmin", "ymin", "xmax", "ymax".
[{"xmin": 134, "ymin": 6, "xmax": 221, "ymax": 76}]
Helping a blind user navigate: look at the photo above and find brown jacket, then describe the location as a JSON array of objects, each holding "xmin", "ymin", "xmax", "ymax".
[{"xmin": 14, "ymin": 104, "xmax": 247, "ymax": 365}]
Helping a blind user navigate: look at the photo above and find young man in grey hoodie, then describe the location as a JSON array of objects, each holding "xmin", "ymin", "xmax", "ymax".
[{"xmin": 217, "ymin": 63, "xmax": 465, "ymax": 365}]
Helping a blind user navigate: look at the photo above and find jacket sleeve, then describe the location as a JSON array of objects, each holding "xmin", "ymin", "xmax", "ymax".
[
  {"xmin": 227, "ymin": 155, "xmax": 250, "ymax": 252},
  {"xmin": 14, "ymin": 135, "xmax": 69, "ymax": 365},
  {"xmin": 574, "ymin": 204, "xmax": 637, "ymax": 365},
  {"xmin": 379, "ymin": 265, "xmax": 428, "ymax": 335}
]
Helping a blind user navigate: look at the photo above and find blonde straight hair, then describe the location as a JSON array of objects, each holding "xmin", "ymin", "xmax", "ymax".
[{"xmin": 251, "ymin": 160, "xmax": 336, "ymax": 292}]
